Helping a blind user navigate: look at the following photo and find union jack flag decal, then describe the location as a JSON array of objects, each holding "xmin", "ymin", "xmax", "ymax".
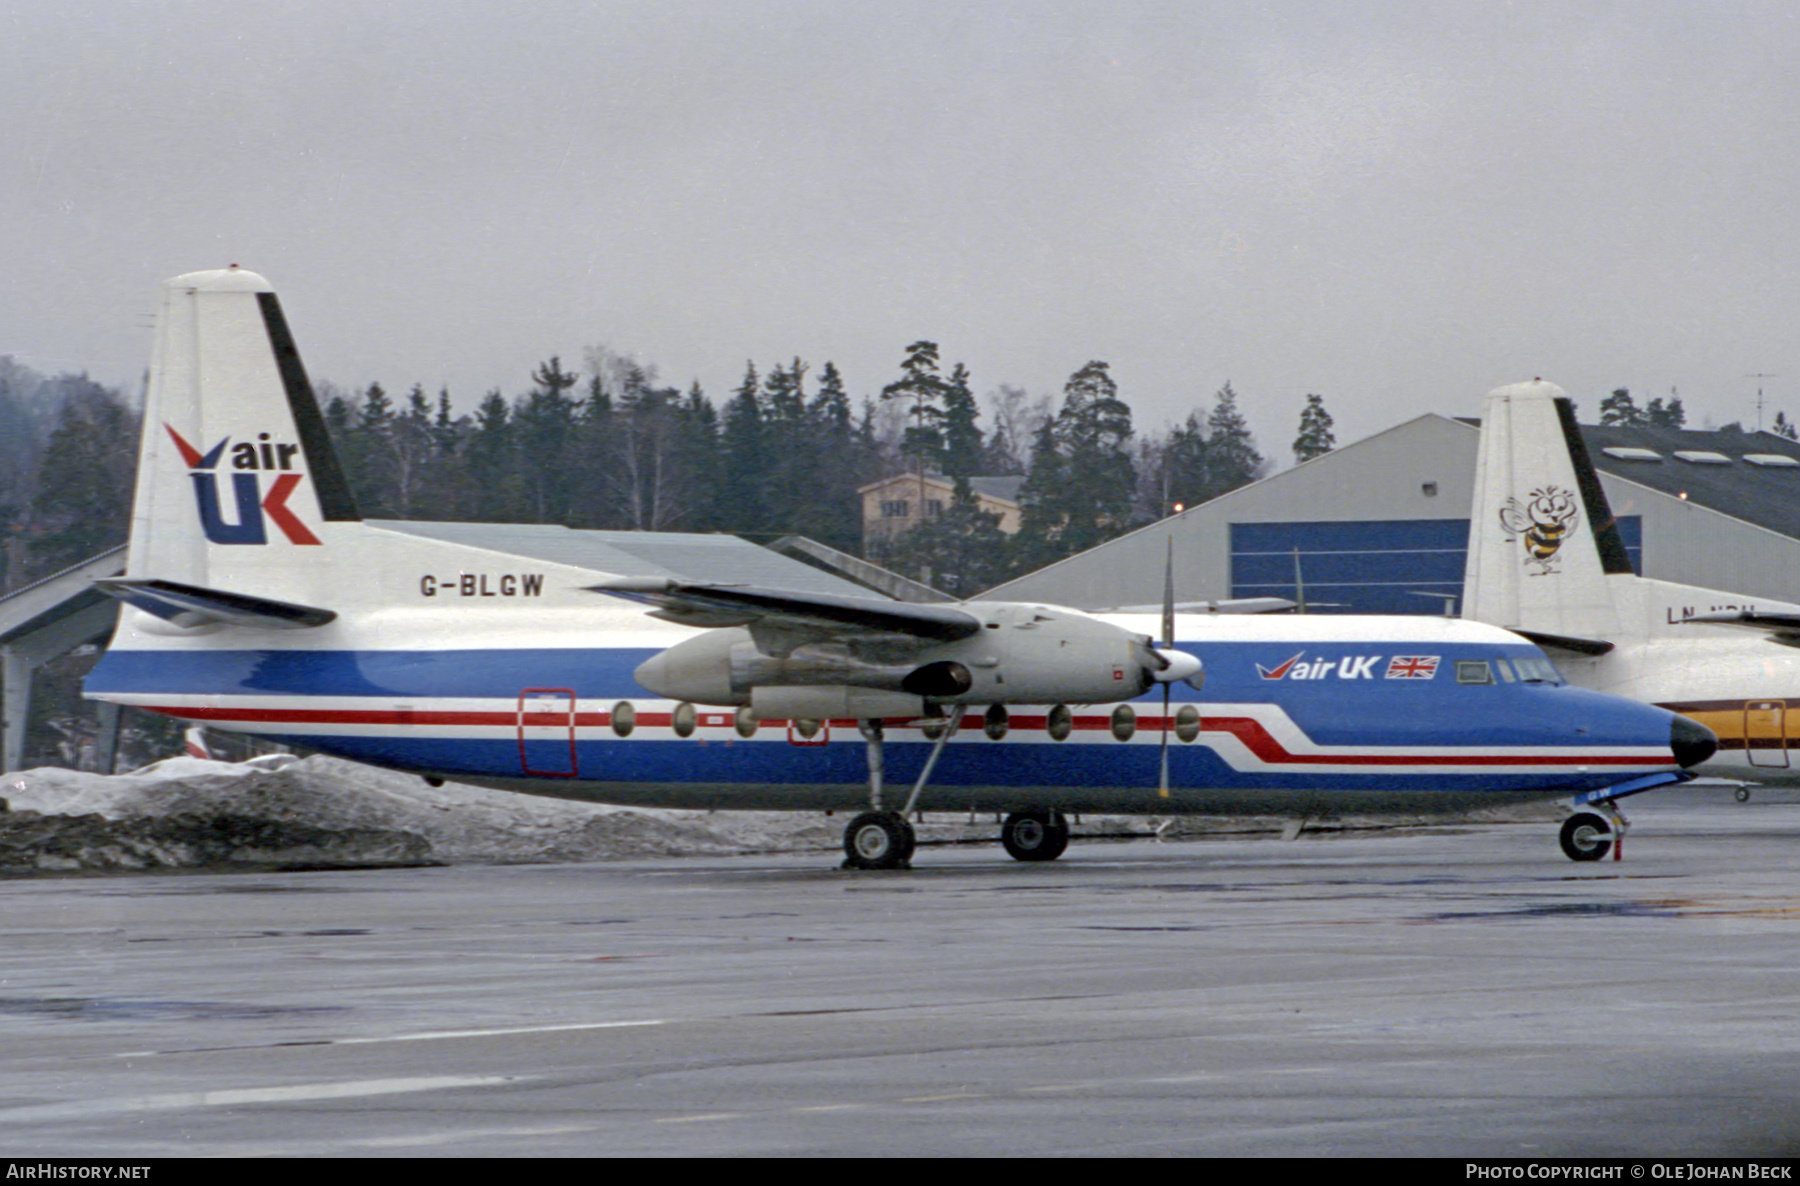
[{"xmin": 1385, "ymin": 655, "xmax": 1440, "ymax": 679}]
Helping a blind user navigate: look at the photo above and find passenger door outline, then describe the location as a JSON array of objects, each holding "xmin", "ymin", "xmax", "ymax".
[{"xmin": 519, "ymin": 688, "xmax": 578, "ymax": 777}]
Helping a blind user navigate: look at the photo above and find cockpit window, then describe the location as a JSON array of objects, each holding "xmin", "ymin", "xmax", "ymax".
[
  {"xmin": 1509, "ymin": 656, "xmax": 1565, "ymax": 685},
  {"xmin": 1456, "ymin": 660, "xmax": 1493, "ymax": 685}
]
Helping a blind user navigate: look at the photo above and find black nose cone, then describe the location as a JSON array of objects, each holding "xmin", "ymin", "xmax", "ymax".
[{"xmin": 1672, "ymin": 715, "xmax": 1718, "ymax": 769}]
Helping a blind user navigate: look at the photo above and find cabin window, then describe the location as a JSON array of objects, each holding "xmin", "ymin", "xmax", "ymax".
[
  {"xmin": 983, "ymin": 704, "xmax": 1009, "ymax": 740},
  {"xmin": 1047, "ymin": 704, "xmax": 1072, "ymax": 741},
  {"xmin": 611, "ymin": 701, "xmax": 637, "ymax": 735},
  {"xmin": 1110, "ymin": 705, "xmax": 1136, "ymax": 741},
  {"xmin": 672, "ymin": 702, "xmax": 697, "ymax": 737},
  {"xmin": 1455, "ymin": 661, "xmax": 1493, "ymax": 685},
  {"xmin": 735, "ymin": 706, "xmax": 759, "ymax": 737},
  {"xmin": 1174, "ymin": 704, "xmax": 1201, "ymax": 743}
]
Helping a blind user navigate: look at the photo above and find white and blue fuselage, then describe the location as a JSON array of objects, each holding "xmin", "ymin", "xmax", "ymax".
[
  {"xmin": 80, "ymin": 268, "xmax": 1712, "ymax": 868},
  {"xmin": 88, "ymin": 604, "xmax": 1699, "ymax": 815}
]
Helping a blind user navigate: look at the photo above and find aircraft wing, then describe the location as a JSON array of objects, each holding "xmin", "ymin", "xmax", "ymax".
[
  {"xmin": 590, "ymin": 577, "xmax": 983, "ymax": 642},
  {"xmin": 1678, "ymin": 610, "xmax": 1800, "ymax": 646}
]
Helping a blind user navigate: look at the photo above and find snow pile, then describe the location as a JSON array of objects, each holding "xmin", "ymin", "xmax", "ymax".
[
  {"xmin": 0, "ymin": 755, "xmax": 1552, "ymax": 876},
  {"xmin": 0, "ymin": 755, "xmax": 829, "ymax": 874}
]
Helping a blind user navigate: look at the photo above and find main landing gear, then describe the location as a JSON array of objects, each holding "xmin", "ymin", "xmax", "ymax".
[
  {"xmin": 842, "ymin": 811, "xmax": 915, "ymax": 870},
  {"xmin": 1559, "ymin": 807, "xmax": 1627, "ymax": 862},
  {"xmin": 1001, "ymin": 808, "xmax": 1070, "ymax": 862},
  {"xmin": 839, "ymin": 711, "xmax": 1076, "ymax": 869},
  {"xmin": 841, "ymin": 712, "xmax": 963, "ymax": 870}
]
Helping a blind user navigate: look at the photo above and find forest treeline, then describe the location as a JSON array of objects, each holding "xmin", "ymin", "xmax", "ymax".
[{"xmin": 1, "ymin": 342, "xmax": 1343, "ymax": 599}]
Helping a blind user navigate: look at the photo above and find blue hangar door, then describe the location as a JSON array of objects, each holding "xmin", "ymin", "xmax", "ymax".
[{"xmin": 1228, "ymin": 519, "xmax": 1641, "ymax": 616}]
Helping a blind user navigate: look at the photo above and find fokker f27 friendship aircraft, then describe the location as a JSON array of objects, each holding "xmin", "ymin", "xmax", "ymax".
[
  {"xmin": 1468, "ymin": 379, "xmax": 1800, "ymax": 800},
  {"xmin": 84, "ymin": 270, "xmax": 1714, "ymax": 867}
]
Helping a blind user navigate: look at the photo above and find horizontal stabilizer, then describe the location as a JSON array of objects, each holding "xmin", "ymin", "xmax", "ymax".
[
  {"xmin": 590, "ymin": 578, "xmax": 982, "ymax": 642},
  {"xmin": 1099, "ymin": 597, "xmax": 1297, "ymax": 615},
  {"xmin": 1510, "ymin": 628, "xmax": 1616, "ymax": 657},
  {"xmin": 96, "ymin": 578, "xmax": 337, "ymax": 630},
  {"xmin": 1678, "ymin": 610, "xmax": 1800, "ymax": 647}
]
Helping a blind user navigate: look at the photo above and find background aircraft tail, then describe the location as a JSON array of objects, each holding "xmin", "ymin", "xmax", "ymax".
[
  {"xmin": 1464, "ymin": 380, "xmax": 1634, "ymax": 643},
  {"xmin": 126, "ymin": 267, "xmax": 361, "ymax": 599},
  {"xmin": 1465, "ymin": 379, "xmax": 1800, "ymax": 649}
]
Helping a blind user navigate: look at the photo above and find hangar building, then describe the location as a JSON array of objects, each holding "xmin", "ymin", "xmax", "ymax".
[{"xmin": 984, "ymin": 415, "xmax": 1800, "ymax": 615}]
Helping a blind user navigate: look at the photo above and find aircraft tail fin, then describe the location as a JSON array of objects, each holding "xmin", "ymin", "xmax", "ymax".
[
  {"xmin": 127, "ymin": 267, "xmax": 359, "ymax": 593},
  {"xmin": 1464, "ymin": 380, "xmax": 1630, "ymax": 642}
]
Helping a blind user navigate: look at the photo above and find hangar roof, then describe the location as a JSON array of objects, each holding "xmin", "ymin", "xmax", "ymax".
[
  {"xmin": 0, "ymin": 547, "xmax": 126, "ymax": 646},
  {"xmin": 1579, "ymin": 425, "xmax": 1800, "ymax": 540},
  {"xmin": 1458, "ymin": 421, "xmax": 1800, "ymax": 541}
]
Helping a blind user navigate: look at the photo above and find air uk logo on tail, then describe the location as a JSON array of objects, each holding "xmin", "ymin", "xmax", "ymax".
[{"xmin": 165, "ymin": 424, "xmax": 321, "ymax": 545}]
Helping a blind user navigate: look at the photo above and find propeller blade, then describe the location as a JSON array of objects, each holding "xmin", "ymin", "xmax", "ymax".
[
  {"xmin": 1162, "ymin": 538, "xmax": 1176, "ymax": 651},
  {"xmin": 1160, "ymin": 537, "xmax": 1175, "ymax": 798},
  {"xmin": 1158, "ymin": 680, "xmax": 1172, "ymax": 798}
]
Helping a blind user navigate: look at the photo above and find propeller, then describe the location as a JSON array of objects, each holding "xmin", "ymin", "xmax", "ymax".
[
  {"xmin": 1135, "ymin": 540, "xmax": 1204, "ymax": 797},
  {"xmin": 1160, "ymin": 538, "xmax": 1175, "ymax": 796},
  {"xmin": 1150, "ymin": 539, "xmax": 1207, "ymax": 796}
]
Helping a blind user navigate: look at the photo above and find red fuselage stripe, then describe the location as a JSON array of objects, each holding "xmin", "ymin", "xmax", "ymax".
[{"xmin": 140, "ymin": 704, "xmax": 1670, "ymax": 768}]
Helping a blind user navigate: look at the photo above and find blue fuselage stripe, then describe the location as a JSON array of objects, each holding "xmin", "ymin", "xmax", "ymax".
[{"xmin": 85, "ymin": 643, "xmax": 1677, "ymax": 803}]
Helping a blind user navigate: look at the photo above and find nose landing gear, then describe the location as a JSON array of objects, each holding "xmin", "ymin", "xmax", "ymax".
[{"xmin": 1560, "ymin": 808, "xmax": 1626, "ymax": 862}]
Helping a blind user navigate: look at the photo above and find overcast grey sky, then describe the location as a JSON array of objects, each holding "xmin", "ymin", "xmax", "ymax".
[{"xmin": 7, "ymin": 0, "xmax": 1799, "ymax": 454}]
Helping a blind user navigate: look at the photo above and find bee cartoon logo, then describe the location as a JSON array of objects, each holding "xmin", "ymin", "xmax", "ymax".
[{"xmin": 1498, "ymin": 486, "xmax": 1579, "ymax": 575}]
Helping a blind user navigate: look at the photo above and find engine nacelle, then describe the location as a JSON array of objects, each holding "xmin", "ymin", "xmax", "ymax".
[
  {"xmin": 747, "ymin": 686, "xmax": 923, "ymax": 722},
  {"xmin": 632, "ymin": 601, "xmax": 1181, "ymax": 710}
]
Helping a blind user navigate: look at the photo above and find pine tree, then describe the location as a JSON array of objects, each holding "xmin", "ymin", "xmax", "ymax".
[
  {"xmin": 1645, "ymin": 392, "xmax": 1687, "ymax": 428},
  {"xmin": 716, "ymin": 362, "xmax": 767, "ymax": 534},
  {"xmin": 1599, "ymin": 388, "xmax": 1644, "ymax": 427},
  {"xmin": 811, "ymin": 362, "xmax": 852, "ymax": 438},
  {"xmin": 672, "ymin": 381, "xmax": 722, "ymax": 533},
  {"xmin": 787, "ymin": 361, "xmax": 866, "ymax": 552},
  {"xmin": 939, "ymin": 363, "xmax": 984, "ymax": 503},
  {"xmin": 1204, "ymin": 381, "xmax": 1263, "ymax": 496},
  {"xmin": 464, "ymin": 389, "xmax": 519, "ymax": 521},
  {"xmin": 1015, "ymin": 361, "xmax": 1137, "ymax": 568},
  {"xmin": 881, "ymin": 340, "xmax": 949, "ymax": 473},
  {"xmin": 1292, "ymin": 393, "xmax": 1335, "ymax": 463},
  {"xmin": 24, "ymin": 383, "xmax": 137, "ymax": 579},
  {"xmin": 1158, "ymin": 409, "xmax": 1210, "ymax": 513},
  {"xmin": 515, "ymin": 357, "xmax": 581, "ymax": 522},
  {"xmin": 567, "ymin": 373, "xmax": 615, "ymax": 527},
  {"xmin": 327, "ymin": 383, "xmax": 390, "ymax": 515},
  {"xmin": 384, "ymin": 384, "xmax": 443, "ymax": 517}
]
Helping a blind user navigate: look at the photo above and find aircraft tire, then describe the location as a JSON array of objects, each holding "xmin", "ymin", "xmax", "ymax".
[
  {"xmin": 1559, "ymin": 812, "xmax": 1612, "ymax": 862},
  {"xmin": 1001, "ymin": 809, "xmax": 1070, "ymax": 862},
  {"xmin": 843, "ymin": 812, "xmax": 914, "ymax": 870}
]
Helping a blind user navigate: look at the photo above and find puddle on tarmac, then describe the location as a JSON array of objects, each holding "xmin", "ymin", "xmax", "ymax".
[{"xmin": 0, "ymin": 996, "xmax": 350, "ymax": 1022}]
